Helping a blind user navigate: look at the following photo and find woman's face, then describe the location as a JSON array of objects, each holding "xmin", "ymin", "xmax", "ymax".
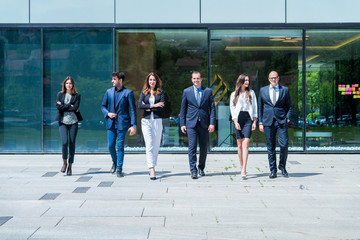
[
  {"xmin": 65, "ymin": 80, "xmax": 73, "ymax": 91},
  {"xmin": 243, "ymin": 77, "xmax": 250, "ymax": 88},
  {"xmin": 148, "ymin": 75, "xmax": 156, "ymax": 89}
]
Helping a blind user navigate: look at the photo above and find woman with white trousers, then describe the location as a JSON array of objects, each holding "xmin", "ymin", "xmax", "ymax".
[{"xmin": 138, "ymin": 72, "xmax": 165, "ymax": 180}]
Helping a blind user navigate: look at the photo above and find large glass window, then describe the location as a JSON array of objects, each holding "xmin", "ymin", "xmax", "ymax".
[
  {"xmin": 0, "ymin": 30, "xmax": 41, "ymax": 152},
  {"xmin": 210, "ymin": 29, "xmax": 303, "ymax": 151},
  {"xmin": 43, "ymin": 30, "xmax": 113, "ymax": 152},
  {"xmin": 116, "ymin": 29, "xmax": 208, "ymax": 151},
  {"xmin": 305, "ymin": 30, "xmax": 360, "ymax": 151}
]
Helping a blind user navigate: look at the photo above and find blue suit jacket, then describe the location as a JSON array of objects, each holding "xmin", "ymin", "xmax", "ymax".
[
  {"xmin": 258, "ymin": 85, "xmax": 292, "ymax": 126},
  {"xmin": 101, "ymin": 86, "xmax": 137, "ymax": 131},
  {"xmin": 180, "ymin": 86, "xmax": 216, "ymax": 129}
]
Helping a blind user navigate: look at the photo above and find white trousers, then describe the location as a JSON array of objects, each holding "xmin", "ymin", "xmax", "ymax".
[{"xmin": 141, "ymin": 118, "xmax": 163, "ymax": 168}]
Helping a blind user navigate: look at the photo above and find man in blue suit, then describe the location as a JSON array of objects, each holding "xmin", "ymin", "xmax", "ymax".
[
  {"xmin": 180, "ymin": 71, "xmax": 216, "ymax": 179},
  {"xmin": 258, "ymin": 71, "xmax": 292, "ymax": 179},
  {"xmin": 101, "ymin": 72, "xmax": 137, "ymax": 178}
]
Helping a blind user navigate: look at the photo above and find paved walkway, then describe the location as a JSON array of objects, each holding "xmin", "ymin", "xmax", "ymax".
[{"xmin": 0, "ymin": 153, "xmax": 359, "ymax": 240}]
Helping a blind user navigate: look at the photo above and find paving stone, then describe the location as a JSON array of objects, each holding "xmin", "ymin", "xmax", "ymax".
[
  {"xmin": 0, "ymin": 217, "xmax": 12, "ymax": 227},
  {"xmin": 39, "ymin": 193, "xmax": 61, "ymax": 200},
  {"xmin": 72, "ymin": 187, "xmax": 90, "ymax": 193},
  {"xmin": 97, "ymin": 181, "xmax": 113, "ymax": 187},
  {"xmin": 41, "ymin": 172, "xmax": 58, "ymax": 177},
  {"xmin": 76, "ymin": 176, "xmax": 92, "ymax": 182}
]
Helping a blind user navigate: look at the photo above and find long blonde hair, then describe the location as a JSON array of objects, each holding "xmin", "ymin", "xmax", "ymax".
[{"xmin": 233, "ymin": 74, "xmax": 252, "ymax": 106}]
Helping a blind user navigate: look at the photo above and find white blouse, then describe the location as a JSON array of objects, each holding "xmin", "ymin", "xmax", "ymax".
[
  {"xmin": 149, "ymin": 95, "xmax": 155, "ymax": 120},
  {"xmin": 229, "ymin": 89, "xmax": 258, "ymax": 121}
]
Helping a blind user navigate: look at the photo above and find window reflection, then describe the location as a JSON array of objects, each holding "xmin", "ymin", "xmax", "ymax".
[
  {"xmin": 210, "ymin": 30, "xmax": 303, "ymax": 151},
  {"xmin": 305, "ymin": 30, "xmax": 360, "ymax": 150},
  {"xmin": 0, "ymin": 30, "xmax": 41, "ymax": 151},
  {"xmin": 116, "ymin": 29, "xmax": 208, "ymax": 151},
  {"xmin": 43, "ymin": 30, "xmax": 112, "ymax": 152}
]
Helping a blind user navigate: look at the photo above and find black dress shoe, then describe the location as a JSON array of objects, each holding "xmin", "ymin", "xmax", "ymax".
[
  {"xmin": 269, "ymin": 172, "xmax": 277, "ymax": 179},
  {"xmin": 191, "ymin": 172, "xmax": 198, "ymax": 179},
  {"xmin": 279, "ymin": 167, "xmax": 289, "ymax": 177},
  {"xmin": 199, "ymin": 169, "xmax": 205, "ymax": 176},
  {"xmin": 110, "ymin": 163, "xmax": 117, "ymax": 174},
  {"xmin": 116, "ymin": 170, "xmax": 124, "ymax": 178},
  {"xmin": 150, "ymin": 177, "xmax": 156, "ymax": 180}
]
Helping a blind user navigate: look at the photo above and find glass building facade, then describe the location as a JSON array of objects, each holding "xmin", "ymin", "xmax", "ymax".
[{"xmin": 0, "ymin": 27, "xmax": 360, "ymax": 153}]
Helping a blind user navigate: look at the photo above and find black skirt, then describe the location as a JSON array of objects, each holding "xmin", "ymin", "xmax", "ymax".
[{"xmin": 235, "ymin": 111, "xmax": 252, "ymax": 139}]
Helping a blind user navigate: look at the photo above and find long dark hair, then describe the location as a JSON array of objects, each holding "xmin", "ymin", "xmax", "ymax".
[
  {"xmin": 142, "ymin": 72, "xmax": 162, "ymax": 95},
  {"xmin": 233, "ymin": 74, "xmax": 252, "ymax": 106},
  {"xmin": 61, "ymin": 76, "xmax": 78, "ymax": 94}
]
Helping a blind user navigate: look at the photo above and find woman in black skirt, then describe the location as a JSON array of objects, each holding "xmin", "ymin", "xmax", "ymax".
[{"xmin": 230, "ymin": 74, "xmax": 257, "ymax": 178}]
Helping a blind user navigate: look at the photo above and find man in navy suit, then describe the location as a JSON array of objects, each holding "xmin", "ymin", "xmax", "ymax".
[
  {"xmin": 258, "ymin": 71, "xmax": 292, "ymax": 179},
  {"xmin": 180, "ymin": 71, "xmax": 216, "ymax": 179},
  {"xmin": 101, "ymin": 72, "xmax": 137, "ymax": 178}
]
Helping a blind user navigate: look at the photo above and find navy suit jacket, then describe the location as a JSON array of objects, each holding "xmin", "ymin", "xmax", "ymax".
[
  {"xmin": 180, "ymin": 86, "xmax": 216, "ymax": 129},
  {"xmin": 258, "ymin": 85, "xmax": 292, "ymax": 126},
  {"xmin": 101, "ymin": 86, "xmax": 137, "ymax": 131}
]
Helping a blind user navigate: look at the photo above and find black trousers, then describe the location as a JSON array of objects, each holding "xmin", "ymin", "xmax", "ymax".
[
  {"xmin": 59, "ymin": 122, "xmax": 78, "ymax": 163},
  {"xmin": 187, "ymin": 121, "xmax": 209, "ymax": 173}
]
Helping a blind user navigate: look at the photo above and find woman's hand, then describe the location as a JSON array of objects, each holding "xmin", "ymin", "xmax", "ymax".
[
  {"xmin": 151, "ymin": 102, "xmax": 164, "ymax": 108},
  {"xmin": 251, "ymin": 121, "xmax": 257, "ymax": 131},
  {"xmin": 57, "ymin": 101, "xmax": 61, "ymax": 105},
  {"xmin": 234, "ymin": 121, "xmax": 241, "ymax": 130}
]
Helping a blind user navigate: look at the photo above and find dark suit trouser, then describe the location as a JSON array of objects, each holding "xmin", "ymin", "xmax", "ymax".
[
  {"xmin": 187, "ymin": 121, "xmax": 209, "ymax": 173},
  {"xmin": 264, "ymin": 119, "xmax": 288, "ymax": 173}
]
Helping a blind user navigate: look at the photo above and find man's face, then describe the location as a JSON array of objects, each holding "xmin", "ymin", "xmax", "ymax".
[
  {"xmin": 192, "ymin": 73, "xmax": 202, "ymax": 88},
  {"xmin": 268, "ymin": 72, "xmax": 279, "ymax": 88},
  {"xmin": 112, "ymin": 76, "xmax": 122, "ymax": 88}
]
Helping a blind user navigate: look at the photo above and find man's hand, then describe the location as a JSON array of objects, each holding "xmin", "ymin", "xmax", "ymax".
[
  {"xmin": 107, "ymin": 113, "xmax": 117, "ymax": 119},
  {"xmin": 128, "ymin": 126, "xmax": 136, "ymax": 136},
  {"xmin": 251, "ymin": 121, "xmax": 257, "ymax": 131},
  {"xmin": 181, "ymin": 126, "xmax": 187, "ymax": 134},
  {"xmin": 208, "ymin": 124, "xmax": 215, "ymax": 133},
  {"xmin": 57, "ymin": 101, "xmax": 61, "ymax": 105},
  {"xmin": 259, "ymin": 124, "xmax": 264, "ymax": 132}
]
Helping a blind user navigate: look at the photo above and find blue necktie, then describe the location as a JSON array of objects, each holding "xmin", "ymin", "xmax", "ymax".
[{"xmin": 196, "ymin": 88, "xmax": 201, "ymax": 106}]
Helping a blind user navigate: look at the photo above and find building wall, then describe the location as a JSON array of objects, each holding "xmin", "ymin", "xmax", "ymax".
[{"xmin": 1, "ymin": 0, "xmax": 360, "ymax": 24}]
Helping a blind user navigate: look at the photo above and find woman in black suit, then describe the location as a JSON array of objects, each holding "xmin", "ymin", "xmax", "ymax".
[
  {"xmin": 138, "ymin": 72, "xmax": 165, "ymax": 180},
  {"xmin": 55, "ymin": 76, "xmax": 82, "ymax": 176}
]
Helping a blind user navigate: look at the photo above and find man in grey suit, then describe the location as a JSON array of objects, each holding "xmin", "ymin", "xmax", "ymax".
[
  {"xmin": 258, "ymin": 71, "xmax": 292, "ymax": 179},
  {"xmin": 180, "ymin": 71, "xmax": 216, "ymax": 179}
]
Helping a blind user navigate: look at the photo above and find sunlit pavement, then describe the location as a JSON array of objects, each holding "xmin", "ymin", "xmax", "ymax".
[{"xmin": 0, "ymin": 153, "xmax": 359, "ymax": 239}]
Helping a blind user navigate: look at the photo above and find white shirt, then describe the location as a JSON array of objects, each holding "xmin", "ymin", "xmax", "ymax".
[
  {"xmin": 269, "ymin": 84, "xmax": 279, "ymax": 104},
  {"xmin": 149, "ymin": 95, "xmax": 155, "ymax": 120},
  {"xmin": 229, "ymin": 89, "xmax": 258, "ymax": 121}
]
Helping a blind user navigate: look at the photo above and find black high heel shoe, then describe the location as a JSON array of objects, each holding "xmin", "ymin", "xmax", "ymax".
[
  {"xmin": 66, "ymin": 164, "xmax": 72, "ymax": 176},
  {"xmin": 61, "ymin": 164, "xmax": 67, "ymax": 173},
  {"xmin": 149, "ymin": 168, "xmax": 156, "ymax": 180},
  {"xmin": 61, "ymin": 159, "xmax": 67, "ymax": 173}
]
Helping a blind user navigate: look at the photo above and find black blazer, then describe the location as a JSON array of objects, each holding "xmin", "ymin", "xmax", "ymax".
[
  {"xmin": 55, "ymin": 92, "xmax": 82, "ymax": 122},
  {"xmin": 138, "ymin": 90, "xmax": 165, "ymax": 119}
]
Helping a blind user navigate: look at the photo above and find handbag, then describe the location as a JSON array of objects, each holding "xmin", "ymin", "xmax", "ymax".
[{"xmin": 75, "ymin": 110, "xmax": 83, "ymax": 121}]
